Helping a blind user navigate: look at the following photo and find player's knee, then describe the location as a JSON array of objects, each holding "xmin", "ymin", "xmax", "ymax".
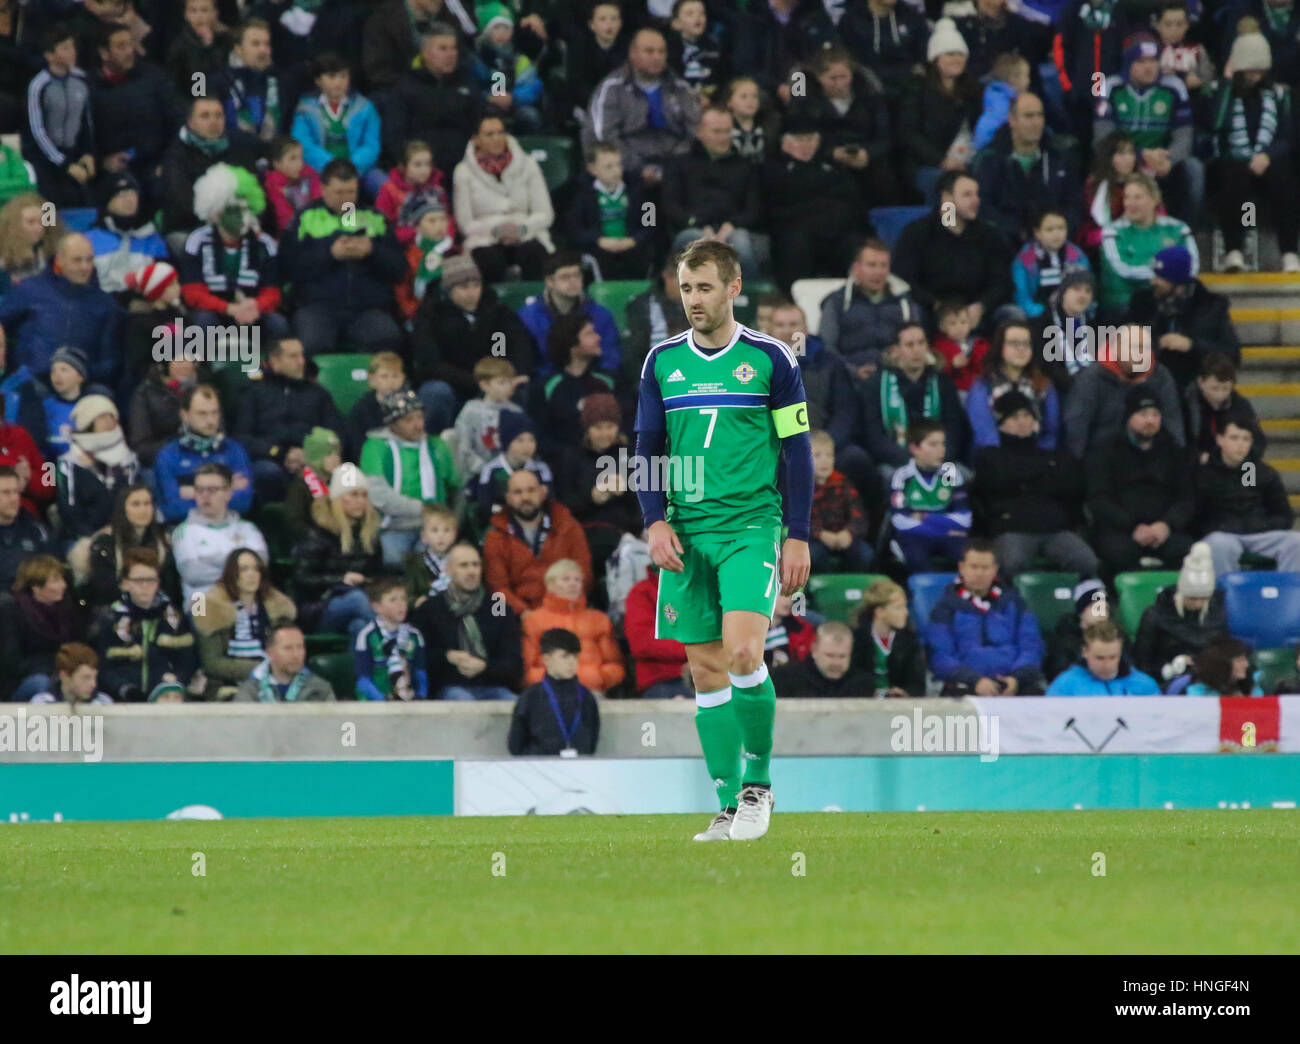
[{"xmin": 728, "ymin": 644, "xmax": 764, "ymax": 677}]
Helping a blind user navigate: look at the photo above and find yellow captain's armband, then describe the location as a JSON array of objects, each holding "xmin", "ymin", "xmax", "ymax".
[{"xmin": 772, "ymin": 401, "xmax": 810, "ymax": 438}]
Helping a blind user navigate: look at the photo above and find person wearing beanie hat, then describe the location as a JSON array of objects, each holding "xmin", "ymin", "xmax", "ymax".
[
  {"xmin": 124, "ymin": 262, "xmax": 181, "ymax": 307},
  {"xmin": 57, "ymin": 392, "xmax": 140, "ymax": 540},
  {"xmin": 1132, "ymin": 541, "xmax": 1230, "ymax": 686},
  {"xmin": 1126, "ymin": 244, "xmax": 1237, "ymax": 390},
  {"xmin": 971, "ymin": 383, "xmax": 1099, "ymax": 581},
  {"xmin": 1094, "ymin": 29, "xmax": 1204, "ymax": 226},
  {"xmin": 472, "ymin": 2, "xmax": 545, "ymax": 135},
  {"xmin": 396, "ymin": 195, "xmax": 455, "ymax": 320},
  {"xmin": 1043, "ymin": 576, "xmax": 1114, "ymax": 683},
  {"xmin": 579, "ymin": 392, "xmax": 621, "ymax": 432},
  {"xmin": 472, "ymin": 404, "xmax": 554, "ymax": 522},
  {"xmin": 927, "ymin": 17, "xmax": 969, "ymax": 65},
  {"xmin": 359, "ymin": 387, "xmax": 461, "ymax": 565},
  {"xmin": 1201, "ymin": 30, "xmax": 1300, "ymax": 273},
  {"xmin": 1193, "ymin": 414, "xmax": 1300, "ymax": 578},
  {"xmin": 147, "ymin": 681, "xmax": 187, "ymax": 703},
  {"xmin": 441, "ymin": 254, "xmax": 483, "ymax": 293},
  {"xmin": 39, "ymin": 344, "xmax": 116, "ymax": 459},
  {"xmin": 84, "ymin": 166, "xmax": 169, "ymax": 295},
  {"xmin": 51, "ymin": 346, "xmax": 89, "ymax": 383}
]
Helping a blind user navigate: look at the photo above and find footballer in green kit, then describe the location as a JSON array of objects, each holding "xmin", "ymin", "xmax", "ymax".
[{"xmin": 633, "ymin": 240, "xmax": 813, "ymax": 842}]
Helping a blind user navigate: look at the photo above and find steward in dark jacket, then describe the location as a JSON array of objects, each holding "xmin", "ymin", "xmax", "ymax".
[
  {"xmin": 508, "ymin": 674, "xmax": 598, "ymax": 754},
  {"xmin": 1126, "ymin": 280, "xmax": 1240, "ymax": 391},
  {"xmin": 1193, "ymin": 450, "xmax": 1294, "ymax": 536},
  {"xmin": 93, "ymin": 592, "xmax": 199, "ymax": 702},
  {"xmin": 891, "ymin": 204, "xmax": 1014, "ymax": 318},
  {"xmin": 411, "ymin": 284, "xmax": 537, "ymax": 398},
  {"xmin": 1133, "ymin": 586, "xmax": 1229, "ymax": 684},
  {"xmin": 414, "ymin": 585, "xmax": 523, "ymax": 694},
  {"xmin": 972, "ymin": 123, "xmax": 1082, "ymax": 247},
  {"xmin": 849, "ymin": 622, "xmax": 927, "ymax": 697},
  {"xmin": 283, "ymin": 198, "xmax": 407, "ymax": 313},
  {"xmin": 661, "ymin": 138, "xmax": 761, "ymax": 239}
]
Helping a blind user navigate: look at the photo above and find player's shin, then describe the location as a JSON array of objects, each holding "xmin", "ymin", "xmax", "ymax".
[
  {"xmin": 729, "ymin": 663, "xmax": 776, "ymax": 787},
  {"xmin": 694, "ymin": 688, "xmax": 742, "ymax": 810}
]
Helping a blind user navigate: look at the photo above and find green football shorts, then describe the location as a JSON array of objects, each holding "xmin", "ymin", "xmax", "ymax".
[{"xmin": 655, "ymin": 532, "xmax": 782, "ymax": 644}]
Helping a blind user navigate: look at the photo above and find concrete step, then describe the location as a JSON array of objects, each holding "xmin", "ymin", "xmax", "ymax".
[
  {"xmin": 1239, "ymin": 347, "xmax": 1300, "ymax": 383},
  {"xmin": 1234, "ymin": 381, "xmax": 1300, "ymax": 421},
  {"xmin": 1273, "ymin": 457, "xmax": 1300, "ymax": 494},
  {"xmin": 1228, "ymin": 307, "xmax": 1300, "ymax": 346},
  {"xmin": 1202, "ymin": 272, "xmax": 1300, "ymax": 294}
]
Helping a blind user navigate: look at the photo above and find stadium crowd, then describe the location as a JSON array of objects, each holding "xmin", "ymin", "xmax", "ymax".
[{"xmin": 2, "ymin": 0, "xmax": 1300, "ymax": 736}]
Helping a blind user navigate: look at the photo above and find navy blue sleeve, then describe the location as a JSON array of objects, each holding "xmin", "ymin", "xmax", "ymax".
[
  {"xmin": 782, "ymin": 429, "xmax": 814, "ymax": 542},
  {"xmin": 634, "ymin": 350, "xmax": 667, "ymax": 528}
]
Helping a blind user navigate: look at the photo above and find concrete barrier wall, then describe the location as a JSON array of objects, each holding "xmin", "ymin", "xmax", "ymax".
[{"xmin": 0, "ymin": 699, "xmax": 976, "ymax": 763}]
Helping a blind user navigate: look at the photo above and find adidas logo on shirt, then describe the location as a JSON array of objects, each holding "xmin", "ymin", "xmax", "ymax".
[{"xmin": 667, "ymin": 369, "xmax": 686, "ymax": 382}]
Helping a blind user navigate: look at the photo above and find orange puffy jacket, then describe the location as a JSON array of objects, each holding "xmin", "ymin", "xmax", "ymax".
[
  {"xmin": 482, "ymin": 499, "xmax": 594, "ymax": 613},
  {"xmin": 521, "ymin": 591, "xmax": 626, "ymax": 694}
]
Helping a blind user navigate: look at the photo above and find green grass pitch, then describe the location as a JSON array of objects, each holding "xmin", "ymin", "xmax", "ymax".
[{"xmin": 2, "ymin": 811, "xmax": 1297, "ymax": 953}]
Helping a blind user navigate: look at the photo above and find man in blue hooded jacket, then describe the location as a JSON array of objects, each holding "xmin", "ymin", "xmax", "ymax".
[{"xmin": 1047, "ymin": 619, "xmax": 1162, "ymax": 695}]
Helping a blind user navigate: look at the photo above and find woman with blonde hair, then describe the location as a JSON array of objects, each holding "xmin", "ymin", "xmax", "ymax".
[
  {"xmin": 0, "ymin": 191, "xmax": 61, "ymax": 288},
  {"xmin": 291, "ymin": 466, "xmax": 387, "ymax": 638},
  {"xmin": 520, "ymin": 557, "xmax": 624, "ymax": 694},
  {"xmin": 850, "ymin": 578, "xmax": 926, "ymax": 697}
]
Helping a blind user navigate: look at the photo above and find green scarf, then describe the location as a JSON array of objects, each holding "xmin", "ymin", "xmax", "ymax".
[
  {"xmin": 253, "ymin": 660, "xmax": 313, "ymax": 702},
  {"xmin": 179, "ymin": 125, "xmax": 228, "ymax": 157},
  {"xmin": 444, "ymin": 583, "xmax": 487, "ymax": 660},
  {"xmin": 413, "ymin": 234, "xmax": 453, "ymax": 300},
  {"xmin": 871, "ymin": 629, "xmax": 892, "ymax": 696},
  {"xmin": 179, "ymin": 425, "xmax": 223, "ymax": 454},
  {"xmin": 880, "ymin": 368, "xmax": 940, "ymax": 446}
]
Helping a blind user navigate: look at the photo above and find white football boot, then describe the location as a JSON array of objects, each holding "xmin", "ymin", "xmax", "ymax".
[{"xmin": 729, "ymin": 785, "xmax": 774, "ymax": 841}]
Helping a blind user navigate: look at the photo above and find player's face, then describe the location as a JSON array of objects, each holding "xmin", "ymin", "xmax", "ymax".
[
  {"xmin": 678, "ymin": 261, "xmax": 739, "ymax": 336},
  {"xmin": 958, "ymin": 550, "xmax": 998, "ymax": 595},
  {"xmin": 1082, "ymin": 639, "xmax": 1123, "ymax": 681}
]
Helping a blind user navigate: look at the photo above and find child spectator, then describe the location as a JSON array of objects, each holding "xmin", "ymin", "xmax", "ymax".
[
  {"xmin": 348, "ymin": 352, "xmax": 408, "ymax": 459},
  {"xmin": 86, "ymin": 173, "xmax": 168, "ymax": 296},
  {"xmin": 765, "ymin": 591, "xmax": 818, "ymax": 669},
  {"xmin": 57, "ymin": 395, "xmax": 140, "ymax": 541},
  {"xmin": 283, "ymin": 426, "xmax": 343, "ymax": 538},
  {"xmin": 166, "ymin": 0, "xmax": 231, "ymax": 97},
  {"xmin": 973, "ymin": 52, "xmax": 1030, "ymax": 151},
  {"xmin": 474, "ymin": 409, "xmax": 554, "ymax": 521},
  {"xmin": 724, "ymin": 76, "xmax": 779, "ymax": 163},
  {"xmin": 1079, "ymin": 132, "xmax": 1143, "ymax": 254},
  {"xmin": 888, "ymin": 418, "xmax": 971, "ymax": 573},
  {"xmin": 25, "ymin": 24, "xmax": 95, "ymax": 208},
  {"xmin": 564, "ymin": 141, "xmax": 653, "ymax": 280},
  {"xmin": 667, "ymin": 0, "xmax": 727, "ymax": 93},
  {"xmin": 1184, "ymin": 353, "xmax": 1263, "ymax": 464},
  {"xmin": 850, "ymin": 579, "xmax": 927, "ymax": 698},
  {"xmin": 38, "ymin": 347, "xmax": 113, "ymax": 459},
  {"xmin": 291, "ymin": 53, "xmax": 385, "ymax": 200},
  {"xmin": 509, "ymin": 626, "xmax": 601, "ymax": 755},
  {"xmin": 1155, "ymin": 1, "xmax": 1213, "ymax": 92},
  {"xmin": 264, "ymin": 136, "xmax": 320, "ymax": 239},
  {"xmin": 1011, "ymin": 209, "xmax": 1091, "ymax": 320},
  {"xmin": 354, "ymin": 577, "xmax": 428, "ymax": 700},
  {"xmin": 566, "ymin": 0, "xmax": 628, "ymax": 117},
  {"xmin": 472, "ymin": 5, "xmax": 544, "ymax": 134},
  {"xmin": 932, "ymin": 300, "xmax": 990, "ymax": 393},
  {"xmin": 376, "ymin": 139, "xmax": 456, "ymax": 248},
  {"xmin": 453, "ymin": 356, "xmax": 526, "ymax": 485},
  {"xmin": 395, "ymin": 199, "xmax": 455, "ymax": 320},
  {"xmin": 809, "ymin": 429, "xmax": 873, "ymax": 573},
  {"xmin": 521, "ymin": 558, "xmax": 624, "ymax": 695},
  {"xmin": 29, "ymin": 642, "xmax": 112, "ymax": 705},
  {"xmin": 404, "ymin": 502, "xmax": 458, "ymax": 605}
]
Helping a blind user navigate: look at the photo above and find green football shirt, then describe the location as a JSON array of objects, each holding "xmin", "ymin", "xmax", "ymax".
[{"xmin": 635, "ymin": 323, "xmax": 811, "ymax": 540}]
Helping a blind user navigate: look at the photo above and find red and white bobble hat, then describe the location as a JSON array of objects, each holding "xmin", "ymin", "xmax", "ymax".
[{"xmin": 125, "ymin": 261, "xmax": 179, "ymax": 302}]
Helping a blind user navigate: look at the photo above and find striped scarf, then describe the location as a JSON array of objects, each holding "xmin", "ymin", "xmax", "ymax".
[
  {"xmin": 228, "ymin": 601, "xmax": 267, "ymax": 659},
  {"xmin": 880, "ymin": 369, "xmax": 940, "ymax": 446},
  {"xmin": 1228, "ymin": 91, "xmax": 1277, "ymax": 161}
]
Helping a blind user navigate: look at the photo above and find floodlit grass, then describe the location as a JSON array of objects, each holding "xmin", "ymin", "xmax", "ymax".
[{"xmin": 2, "ymin": 811, "xmax": 1296, "ymax": 954}]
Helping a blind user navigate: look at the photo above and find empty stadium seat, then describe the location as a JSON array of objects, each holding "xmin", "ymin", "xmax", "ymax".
[
  {"xmin": 517, "ymin": 135, "xmax": 575, "ymax": 192},
  {"xmin": 790, "ymin": 278, "xmax": 844, "ymax": 335},
  {"xmin": 806, "ymin": 572, "xmax": 889, "ymax": 625},
  {"xmin": 733, "ymin": 280, "xmax": 776, "ymax": 328},
  {"xmin": 309, "ymin": 652, "xmax": 356, "ymax": 700},
  {"xmin": 493, "ymin": 280, "xmax": 545, "ymax": 313},
  {"xmin": 1014, "ymin": 572, "xmax": 1081, "ymax": 638},
  {"xmin": 1222, "ymin": 572, "xmax": 1300, "ymax": 649},
  {"xmin": 868, "ymin": 206, "xmax": 928, "ymax": 252},
  {"xmin": 314, "ymin": 353, "xmax": 372, "ymax": 416},
  {"xmin": 587, "ymin": 279, "xmax": 650, "ymax": 340},
  {"xmin": 907, "ymin": 572, "xmax": 957, "ymax": 633},
  {"xmin": 1115, "ymin": 570, "xmax": 1180, "ymax": 636},
  {"xmin": 1252, "ymin": 647, "xmax": 1296, "ymax": 694}
]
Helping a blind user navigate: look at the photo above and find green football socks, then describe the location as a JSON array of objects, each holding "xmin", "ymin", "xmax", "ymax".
[
  {"xmin": 695, "ymin": 688, "xmax": 742, "ymax": 810},
  {"xmin": 730, "ymin": 663, "xmax": 776, "ymax": 788}
]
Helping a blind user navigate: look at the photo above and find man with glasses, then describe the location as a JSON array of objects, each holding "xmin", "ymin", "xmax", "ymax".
[
  {"xmin": 172, "ymin": 462, "xmax": 268, "ymax": 603},
  {"xmin": 94, "ymin": 546, "xmax": 203, "ymax": 702}
]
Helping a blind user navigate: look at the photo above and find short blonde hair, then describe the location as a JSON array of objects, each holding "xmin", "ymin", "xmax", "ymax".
[
  {"xmin": 369, "ymin": 352, "xmax": 404, "ymax": 375},
  {"xmin": 852, "ymin": 578, "xmax": 906, "ymax": 628},
  {"xmin": 473, "ymin": 356, "xmax": 517, "ymax": 381},
  {"xmin": 544, "ymin": 558, "xmax": 583, "ymax": 586},
  {"xmin": 809, "ymin": 429, "xmax": 834, "ymax": 451}
]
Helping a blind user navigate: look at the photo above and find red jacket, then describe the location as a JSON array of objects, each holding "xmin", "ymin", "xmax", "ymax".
[
  {"xmin": 933, "ymin": 335, "xmax": 989, "ymax": 392},
  {"xmin": 483, "ymin": 499, "xmax": 593, "ymax": 613},
  {"xmin": 0, "ymin": 422, "xmax": 50, "ymax": 516},
  {"xmin": 624, "ymin": 573, "xmax": 687, "ymax": 691},
  {"xmin": 375, "ymin": 166, "xmax": 456, "ymax": 246}
]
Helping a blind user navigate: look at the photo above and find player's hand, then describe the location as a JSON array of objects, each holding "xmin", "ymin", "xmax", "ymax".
[
  {"xmin": 779, "ymin": 537, "xmax": 809, "ymax": 596},
  {"xmin": 648, "ymin": 520, "xmax": 684, "ymax": 572}
]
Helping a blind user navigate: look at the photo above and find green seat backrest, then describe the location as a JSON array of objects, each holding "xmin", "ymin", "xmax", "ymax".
[
  {"xmin": 806, "ymin": 573, "xmax": 890, "ymax": 625},
  {"xmin": 517, "ymin": 135, "xmax": 575, "ymax": 192},
  {"xmin": 493, "ymin": 280, "xmax": 545, "ymax": 314},
  {"xmin": 1014, "ymin": 572, "xmax": 1081, "ymax": 638},
  {"xmin": 1253, "ymin": 647, "xmax": 1295, "ymax": 694},
  {"xmin": 309, "ymin": 651, "xmax": 356, "ymax": 700},
  {"xmin": 1115, "ymin": 570, "xmax": 1181, "ymax": 637},
  {"xmin": 587, "ymin": 279, "xmax": 650, "ymax": 340},
  {"xmin": 314, "ymin": 353, "xmax": 373, "ymax": 416},
  {"xmin": 734, "ymin": 280, "xmax": 777, "ymax": 328}
]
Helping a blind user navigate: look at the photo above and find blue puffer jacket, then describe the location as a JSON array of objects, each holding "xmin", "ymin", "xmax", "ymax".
[
  {"xmin": 1046, "ymin": 661, "xmax": 1162, "ymax": 696},
  {"xmin": 0, "ymin": 268, "xmax": 122, "ymax": 383},
  {"xmin": 925, "ymin": 582, "xmax": 1044, "ymax": 688},
  {"xmin": 154, "ymin": 434, "xmax": 255, "ymax": 524},
  {"xmin": 519, "ymin": 294, "xmax": 621, "ymax": 376}
]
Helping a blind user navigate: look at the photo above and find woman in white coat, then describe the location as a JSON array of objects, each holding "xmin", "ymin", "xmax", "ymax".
[{"xmin": 453, "ymin": 114, "xmax": 554, "ymax": 283}]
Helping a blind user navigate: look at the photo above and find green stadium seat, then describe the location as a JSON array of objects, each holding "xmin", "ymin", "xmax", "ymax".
[
  {"xmin": 1252, "ymin": 647, "xmax": 1296, "ymax": 694},
  {"xmin": 806, "ymin": 573, "xmax": 889, "ymax": 625},
  {"xmin": 517, "ymin": 135, "xmax": 575, "ymax": 192},
  {"xmin": 309, "ymin": 651, "xmax": 356, "ymax": 700},
  {"xmin": 314, "ymin": 353, "xmax": 373, "ymax": 416},
  {"xmin": 305, "ymin": 632, "xmax": 349, "ymax": 655},
  {"xmin": 1014, "ymin": 572, "xmax": 1081, "ymax": 638},
  {"xmin": 733, "ymin": 280, "xmax": 776, "ymax": 328},
  {"xmin": 1115, "ymin": 570, "xmax": 1180, "ymax": 637},
  {"xmin": 587, "ymin": 279, "xmax": 650, "ymax": 339},
  {"xmin": 492, "ymin": 280, "xmax": 545, "ymax": 313}
]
